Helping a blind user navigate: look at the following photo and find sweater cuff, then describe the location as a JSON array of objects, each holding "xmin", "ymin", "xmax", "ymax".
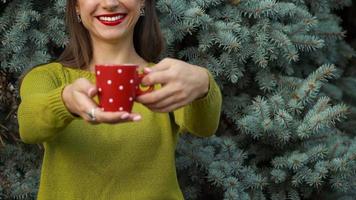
[
  {"xmin": 48, "ymin": 84, "xmax": 81, "ymax": 124},
  {"xmin": 190, "ymin": 69, "xmax": 219, "ymax": 107},
  {"xmin": 177, "ymin": 69, "xmax": 222, "ymax": 137}
]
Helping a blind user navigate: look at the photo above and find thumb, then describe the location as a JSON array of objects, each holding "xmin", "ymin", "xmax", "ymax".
[
  {"xmin": 87, "ymin": 87, "xmax": 97, "ymax": 97},
  {"xmin": 73, "ymin": 78, "xmax": 97, "ymax": 96}
]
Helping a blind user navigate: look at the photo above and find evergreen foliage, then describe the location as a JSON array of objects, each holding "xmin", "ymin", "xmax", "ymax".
[
  {"xmin": 0, "ymin": 145, "xmax": 41, "ymax": 200},
  {"xmin": 159, "ymin": 0, "xmax": 355, "ymax": 199},
  {"xmin": 0, "ymin": 0, "xmax": 355, "ymax": 199},
  {"xmin": 0, "ymin": 0, "xmax": 67, "ymax": 73}
]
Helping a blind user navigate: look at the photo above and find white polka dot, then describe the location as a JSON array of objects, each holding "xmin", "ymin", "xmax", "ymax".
[
  {"xmin": 129, "ymin": 97, "xmax": 133, "ymax": 101},
  {"xmin": 117, "ymin": 69, "xmax": 123, "ymax": 74},
  {"xmin": 130, "ymin": 79, "xmax": 134, "ymax": 84},
  {"xmin": 107, "ymin": 80, "xmax": 112, "ymax": 85},
  {"xmin": 119, "ymin": 107, "xmax": 123, "ymax": 111},
  {"xmin": 109, "ymin": 98, "xmax": 114, "ymax": 103},
  {"xmin": 98, "ymin": 88, "xmax": 102, "ymax": 92},
  {"xmin": 119, "ymin": 85, "xmax": 124, "ymax": 90},
  {"xmin": 97, "ymin": 71, "xmax": 101, "ymax": 75},
  {"xmin": 136, "ymin": 86, "xmax": 138, "ymax": 89}
]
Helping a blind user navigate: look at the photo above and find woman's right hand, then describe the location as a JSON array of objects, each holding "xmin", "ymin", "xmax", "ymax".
[{"xmin": 62, "ymin": 78, "xmax": 142, "ymax": 125}]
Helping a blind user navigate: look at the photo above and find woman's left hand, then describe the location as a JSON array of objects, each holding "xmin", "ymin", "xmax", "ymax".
[{"xmin": 136, "ymin": 58, "xmax": 210, "ymax": 113}]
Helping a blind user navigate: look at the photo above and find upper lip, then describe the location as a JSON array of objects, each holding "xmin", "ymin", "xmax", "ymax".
[{"xmin": 96, "ymin": 13, "xmax": 127, "ymax": 17}]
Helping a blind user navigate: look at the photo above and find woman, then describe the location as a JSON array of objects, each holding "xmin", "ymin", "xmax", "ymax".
[{"xmin": 17, "ymin": 0, "xmax": 222, "ymax": 199}]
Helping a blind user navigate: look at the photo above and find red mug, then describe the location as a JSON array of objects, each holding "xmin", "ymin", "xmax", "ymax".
[{"xmin": 95, "ymin": 64, "xmax": 154, "ymax": 112}]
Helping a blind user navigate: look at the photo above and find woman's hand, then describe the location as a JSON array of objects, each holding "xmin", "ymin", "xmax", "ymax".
[
  {"xmin": 136, "ymin": 58, "xmax": 210, "ymax": 113},
  {"xmin": 62, "ymin": 78, "xmax": 142, "ymax": 124}
]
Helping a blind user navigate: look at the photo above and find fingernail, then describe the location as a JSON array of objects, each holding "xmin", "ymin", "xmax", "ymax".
[
  {"xmin": 121, "ymin": 113, "xmax": 129, "ymax": 119},
  {"xmin": 144, "ymin": 67, "xmax": 152, "ymax": 73},
  {"xmin": 133, "ymin": 115, "xmax": 142, "ymax": 121},
  {"xmin": 88, "ymin": 88, "xmax": 94, "ymax": 96}
]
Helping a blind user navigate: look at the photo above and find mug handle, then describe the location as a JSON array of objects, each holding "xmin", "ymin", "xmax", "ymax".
[{"xmin": 136, "ymin": 73, "xmax": 154, "ymax": 96}]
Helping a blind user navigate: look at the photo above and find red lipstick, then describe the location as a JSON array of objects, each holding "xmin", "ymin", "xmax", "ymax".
[{"xmin": 96, "ymin": 13, "xmax": 127, "ymax": 26}]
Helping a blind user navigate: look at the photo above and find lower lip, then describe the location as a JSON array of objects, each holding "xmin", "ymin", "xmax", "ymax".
[{"xmin": 97, "ymin": 16, "xmax": 126, "ymax": 26}]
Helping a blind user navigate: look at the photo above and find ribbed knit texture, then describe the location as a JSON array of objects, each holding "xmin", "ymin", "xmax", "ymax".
[{"xmin": 17, "ymin": 62, "xmax": 222, "ymax": 200}]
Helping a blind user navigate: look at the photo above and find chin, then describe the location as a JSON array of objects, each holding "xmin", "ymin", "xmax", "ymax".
[{"xmin": 98, "ymin": 32, "xmax": 129, "ymax": 42}]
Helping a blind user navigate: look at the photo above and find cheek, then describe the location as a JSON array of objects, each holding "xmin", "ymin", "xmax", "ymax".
[
  {"xmin": 121, "ymin": 0, "xmax": 142, "ymax": 11},
  {"xmin": 79, "ymin": 4, "xmax": 98, "ymax": 28},
  {"xmin": 78, "ymin": 0, "xmax": 97, "ymax": 16},
  {"xmin": 122, "ymin": 1, "xmax": 142, "ymax": 25}
]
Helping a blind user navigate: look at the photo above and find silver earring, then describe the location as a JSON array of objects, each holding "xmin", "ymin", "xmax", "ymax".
[
  {"xmin": 77, "ymin": 14, "xmax": 82, "ymax": 23},
  {"xmin": 140, "ymin": 6, "xmax": 145, "ymax": 16}
]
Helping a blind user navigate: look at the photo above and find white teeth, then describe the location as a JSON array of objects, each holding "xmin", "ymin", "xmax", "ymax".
[{"xmin": 99, "ymin": 15, "xmax": 124, "ymax": 22}]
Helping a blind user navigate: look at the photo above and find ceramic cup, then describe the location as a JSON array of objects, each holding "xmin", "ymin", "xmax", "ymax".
[{"xmin": 95, "ymin": 64, "xmax": 154, "ymax": 112}]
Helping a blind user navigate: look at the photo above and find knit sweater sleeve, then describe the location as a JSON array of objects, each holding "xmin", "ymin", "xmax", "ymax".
[
  {"xmin": 173, "ymin": 69, "xmax": 222, "ymax": 137},
  {"xmin": 17, "ymin": 63, "xmax": 80, "ymax": 144}
]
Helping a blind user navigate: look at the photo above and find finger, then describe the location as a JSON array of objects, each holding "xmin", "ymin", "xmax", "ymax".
[
  {"xmin": 141, "ymin": 69, "xmax": 172, "ymax": 86},
  {"xmin": 84, "ymin": 107, "xmax": 103, "ymax": 125},
  {"xmin": 73, "ymin": 89, "xmax": 99, "ymax": 111},
  {"xmin": 142, "ymin": 64, "xmax": 168, "ymax": 75},
  {"xmin": 73, "ymin": 91, "xmax": 128, "ymax": 124},
  {"xmin": 145, "ymin": 93, "xmax": 182, "ymax": 110},
  {"xmin": 73, "ymin": 78, "xmax": 97, "ymax": 96},
  {"xmin": 136, "ymin": 84, "xmax": 178, "ymax": 104},
  {"xmin": 73, "ymin": 91, "xmax": 100, "ymax": 124},
  {"xmin": 127, "ymin": 113, "xmax": 142, "ymax": 122},
  {"xmin": 151, "ymin": 101, "xmax": 186, "ymax": 113},
  {"xmin": 149, "ymin": 58, "xmax": 171, "ymax": 72},
  {"xmin": 74, "ymin": 89, "xmax": 139, "ymax": 124},
  {"xmin": 147, "ymin": 65, "xmax": 169, "ymax": 73},
  {"xmin": 93, "ymin": 110, "xmax": 134, "ymax": 124},
  {"xmin": 88, "ymin": 87, "xmax": 98, "ymax": 98},
  {"xmin": 141, "ymin": 58, "xmax": 174, "ymax": 85}
]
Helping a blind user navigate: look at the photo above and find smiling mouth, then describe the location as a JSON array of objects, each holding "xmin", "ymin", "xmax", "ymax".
[{"xmin": 96, "ymin": 13, "xmax": 127, "ymax": 26}]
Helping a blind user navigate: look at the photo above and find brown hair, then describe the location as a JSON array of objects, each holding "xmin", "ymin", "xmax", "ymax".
[
  {"xmin": 59, "ymin": 0, "xmax": 164, "ymax": 69},
  {"xmin": 18, "ymin": 0, "xmax": 164, "ymax": 89}
]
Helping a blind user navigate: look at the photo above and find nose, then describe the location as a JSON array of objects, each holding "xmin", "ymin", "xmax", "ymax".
[{"xmin": 102, "ymin": 0, "xmax": 120, "ymax": 11}]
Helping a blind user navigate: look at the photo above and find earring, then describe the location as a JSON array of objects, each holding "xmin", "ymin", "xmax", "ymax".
[
  {"xmin": 77, "ymin": 14, "xmax": 82, "ymax": 23},
  {"xmin": 139, "ymin": 6, "xmax": 145, "ymax": 16}
]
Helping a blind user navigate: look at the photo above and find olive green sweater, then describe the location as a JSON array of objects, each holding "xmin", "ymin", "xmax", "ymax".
[{"xmin": 17, "ymin": 62, "xmax": 222, "ymax": 200}]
